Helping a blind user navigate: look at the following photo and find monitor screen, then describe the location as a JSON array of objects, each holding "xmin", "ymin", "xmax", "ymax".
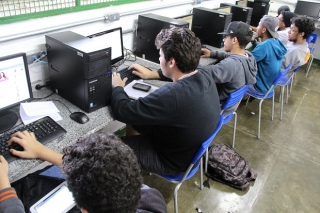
[
  {"xmin": 88, "ymin": 27, "xmax": 124, "ymax": 65},
  {"xmin": 0, "ymin": 53, "xmax": 33, "ymax": 133},
  {"xmin": 294, "ymin": 0, "xmax": 320, "ymax": 18}
]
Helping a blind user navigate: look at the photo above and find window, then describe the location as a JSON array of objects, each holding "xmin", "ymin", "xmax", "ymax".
[{"xmin": 0, "ymin": 0, "xmax": 146, "ymax": 24}]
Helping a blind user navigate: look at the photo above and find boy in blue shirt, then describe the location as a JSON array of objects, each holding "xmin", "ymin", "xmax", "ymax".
[{"xmin": 249, "ymin": 15, "xmax": 287, "ymax": 94}]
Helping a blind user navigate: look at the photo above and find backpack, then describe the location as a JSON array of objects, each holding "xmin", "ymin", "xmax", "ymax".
[{"xmin": 203, "ymin": 143, "xmax": 257, "ymax": 191}]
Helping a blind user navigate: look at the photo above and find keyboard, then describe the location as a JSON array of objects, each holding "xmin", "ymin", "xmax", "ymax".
[
  {"xmin": 117, "ymin": 67, "xmax": 140, "ymax": 85},
  {"xmin": 0, "ymin": 116, "xmax": 67, "ymax": 163}
]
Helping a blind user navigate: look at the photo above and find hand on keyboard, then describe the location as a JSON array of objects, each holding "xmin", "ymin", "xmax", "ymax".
[
  {"xmin": 8, "ymin": 131, "xmax": 45, "ymax": 159},
  {"xmin": 129, "ymin": 64, "xmax": 160, "ymax": 79},
  {"xmin": 112, "ymin": 72, "xmax": 127, "ymax": 88}
]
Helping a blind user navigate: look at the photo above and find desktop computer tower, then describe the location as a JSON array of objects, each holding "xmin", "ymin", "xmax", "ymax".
[
  {"xmin": 247, "ymin": 1, "xmax": 270, "ymax": 27},
  {"xmin": 192, "ymin": 7, "xmax": 232, "ymax": 48},
  {"xmin": 45, "ymin": 31, "xmax": 112, "ymax": 113},
  {"xmin": 219, "ymin": 3, "xmax": 253, "ymax": 24},
  {"xmin": 135, "ymin": 14, "xmax": 189, "ymax": 63}
]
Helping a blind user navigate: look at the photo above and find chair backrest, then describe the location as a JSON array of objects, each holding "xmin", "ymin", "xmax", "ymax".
[
  {"xmin": 263, "ymin": 63, "xmax": 292, "ymax": 98},
  {"xmin": 221, "ymin": 85, "xmax": 250, "ymax": 114},
  {"xmin": 307, "ymin": 33, "xmax": 318, "ymax": 53},
  {"xmin": 191, "ymin": 114, "xmax": 224, "ymax": 165}
]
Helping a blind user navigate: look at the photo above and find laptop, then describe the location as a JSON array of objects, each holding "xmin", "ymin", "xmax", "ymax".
[{"xmin": 29, "ymin": 181, "xmax": 76, "ymax": 213}]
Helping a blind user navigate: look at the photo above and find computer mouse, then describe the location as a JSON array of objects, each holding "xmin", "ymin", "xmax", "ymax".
[{"xmin": 70, "ymin": 112, "xmax": 89, "ymax": 124}]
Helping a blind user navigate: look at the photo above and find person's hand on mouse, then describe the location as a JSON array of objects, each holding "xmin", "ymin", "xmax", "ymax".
[
  {"xmin": 0, "ymin": 156, "xmax": 10, "ymax": 190},
  {"xmin": 129, "ymin": 64, "xmax": 160, "ymax": 79},
  {"xmin": 8, "ymin": 131, "xmax": 45, "ymax": 159},
  {"xmin": 200, "ymin": 48, "xmax": 211, "ymax": 58},
  {"xmin": 112, "ymin": 72, "xmax": 127, "ymax": 88}
]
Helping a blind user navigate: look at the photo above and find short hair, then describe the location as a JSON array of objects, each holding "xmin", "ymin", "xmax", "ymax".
[
  {"xmin": 231, "ymin": 36, "xmax": 251, "ymax": 49},
  {"xmin": 155, "ymin": 27, "xmax": 201, "ymax": 73},
  {"xmin": 277, "ymin": 5, "xmax": 290, "ymax": 16},
  {"xmin": 291, "ymin": 16, "xmax": 315, "ymax": 39},
  {"xmin": 62, "ymin": 133, "xmax": 142, "ymax": 213},
  {"xmin": 280, "ymin": 11, "xmax": 297, "ymax": 28}
]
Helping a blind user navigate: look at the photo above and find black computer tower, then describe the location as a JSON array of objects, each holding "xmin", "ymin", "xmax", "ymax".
[
  {"xmin": 135, "ymin": 14, "xmax": 189, "ymax": 63},
  {"xmin": 192, "ymin": 7, "xmax": 232, "ymax": 48},
  {"xmin": 247, "ymin": 1, "xmax": 270, "ymax": 27},
  {"xmin": 220, "ymin": 3, "xmax": 253, "ymax": 24},
  {"xmin": 45, "ymin": 31, "xmax": 112, "ymax": 113}
]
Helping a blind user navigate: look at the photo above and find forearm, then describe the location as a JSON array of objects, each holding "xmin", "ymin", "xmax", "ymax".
[
  {"xmin": 38, "ymin": 146, "xmax": 63, "ymax": 166},
  {"xmin": 0, "ymin": 174, "xmax": 10, "ymax": 191}
]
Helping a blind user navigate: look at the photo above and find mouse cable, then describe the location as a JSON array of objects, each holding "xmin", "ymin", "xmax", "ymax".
[
  {"xmin": 33, "ymin": 92, "xmax": 55, "ymax": 100},
  {"xmin": 46, "ymin": 99, "xmax": 72, "ymax": 114}
]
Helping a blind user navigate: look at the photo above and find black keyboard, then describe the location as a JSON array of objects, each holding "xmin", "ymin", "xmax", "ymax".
[
  {"xmin": 0, "ymin": 116, "xmax": 67, "ymax": 163},
  {"xmin": 117, "ymin": 67, "xmax": 140, "ymax": 85}
]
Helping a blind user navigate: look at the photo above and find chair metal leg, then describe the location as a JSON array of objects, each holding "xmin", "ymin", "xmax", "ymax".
[
  {"xmin": 232, "ymin": 112, "xmax": 237, "ymax": 148},
  {"xmin": 173, "ymin": 183, "xmax": 182, "ymax": 213},
  {"xmin": 271, "ymin": 95, "xmax": 274, "ymax": 121},
  {"xmin": 205, "ymin": 149, "xmax": 208, "ymax": 173},
  {"xmin": 305, "ymin": 55, "xmax": 313, "ymax": 78},
  {"xmin": 285, "ymin": 84, "xmax": 289, "ymax": 104},
  {"xmin": 278, "ymin": 87, "xmax": 282, "ymax": 103},
  {"xmin": 280, "ymin": 86, "xmax": 284, "ymax": 120},
  {"xmin": 290, "ymin": 75, "xmax": 294, "ymax": 93},
  {"xmin": 258, "ymin": 99, "xmax": 263, "ymax": 139},
  {"xmin": 200, "ymin": 157, "xmax": 203, "ymax": 190}
]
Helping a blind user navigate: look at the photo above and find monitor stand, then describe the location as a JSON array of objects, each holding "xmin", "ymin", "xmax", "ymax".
[{"xmin": 0, "ymin": 110, "xmax": 18, "ymax": 134}]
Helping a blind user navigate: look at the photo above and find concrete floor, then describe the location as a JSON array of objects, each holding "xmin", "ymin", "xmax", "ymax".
[{"xmin": 141, "ymin": 64, "xmax": 320, "ymax": 213}]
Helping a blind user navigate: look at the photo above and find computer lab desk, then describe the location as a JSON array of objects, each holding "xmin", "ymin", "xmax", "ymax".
[{"xmin": 8, "ymin": 49, "xmax": 221, "ymax": 183}]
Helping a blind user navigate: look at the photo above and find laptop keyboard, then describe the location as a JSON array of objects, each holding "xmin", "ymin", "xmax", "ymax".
[
  {"xmin": 117, "ymin": 67, "xmax": 140, "ymax": 85},
  {"xmin": 0, "ymin": 116, "xmax": 67, "ymax": 163}
]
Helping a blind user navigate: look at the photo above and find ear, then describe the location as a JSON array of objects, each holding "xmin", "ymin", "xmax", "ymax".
[
  {"xmin": 169, "ymin": 57, "xmax": 176, "ymax": 68},
  {"xmin": 232, "ymin": 37, "xmax": 237, "ymax": 44},
  {"xmin": 300, "ymin": 32, "xmax": 305, "ymax": 38},
  {"xmin": 81, "ymin": 207, "xmax": 88, "ymax": 213}
]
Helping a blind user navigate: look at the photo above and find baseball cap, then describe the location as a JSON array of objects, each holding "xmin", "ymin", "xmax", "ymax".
[
  {"xmin": 260, "ymin": 15, "xmax": 279, "ymax": 38},
  {"xmin": 218, "ymin": 21, "xmax": 253, "ymax": 40}
]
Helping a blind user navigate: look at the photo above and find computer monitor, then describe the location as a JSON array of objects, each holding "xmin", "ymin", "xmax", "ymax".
[
  {"xmin": 294, "ymin": 0, "xmax": 320, "ymax": 18},
  {"xmin": 87, "ymin": 27, "xmax": 124, "ymax": 65},
  {"xmin": 0, "ymin": 53, "xmax": 33, "ymax": 133},
  {"xmin": 219, "ymin": 3, "xmax": 253, "ymax": 24}
]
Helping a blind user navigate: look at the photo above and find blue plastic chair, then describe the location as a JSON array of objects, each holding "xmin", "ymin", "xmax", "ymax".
[
  {"xmin": 221, "ymin": 85, "xmax": 250, "ymax": 148},
  {"xmin": 305, "ymin": 33, "xmax": 318, "ymax": 78},
  {"xmin": 153, "ymin": 114, "xmax": 224, "ymax": 213},
  {"xmin": 245, "ymin": 64, "xmax": 292, "ymax": 139},
  {"xmin": 277, "ymin": 66, "xmax": 300, "ymax": 120}
]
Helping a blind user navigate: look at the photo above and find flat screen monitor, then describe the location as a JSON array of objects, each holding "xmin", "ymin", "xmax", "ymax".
[
  {"xmin": 87, "ymin": 27, "xmax": 124, "ymax": 65},
  {"xmin": 294, "ymin": 0, "xmax": 320, "ymax": 18},
  {"xmin": 0, "ymin": 53, "xmax": 33, "ymax": 133}
]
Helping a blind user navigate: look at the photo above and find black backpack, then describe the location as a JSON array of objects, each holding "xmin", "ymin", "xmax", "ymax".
[{"xmin": 203, "ymin": 143, "xmax": 257, "ymax": 191}]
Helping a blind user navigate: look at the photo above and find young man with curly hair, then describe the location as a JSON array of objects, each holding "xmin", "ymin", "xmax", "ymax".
[
  {"xmin": 282, "ymin": 16, "xmax": 315, "ymax": 73},
  {"xmin": 0, "ymin": 132, "xmax": 167, "ymax": 213},
  {"xmin": 111, "ymin": 27, "xmax": 221, "ymax": 175}
]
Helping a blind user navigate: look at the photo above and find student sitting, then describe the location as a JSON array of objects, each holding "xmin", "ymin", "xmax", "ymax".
[
  {"xmin": 111, "ymin": 27, "xmax": 221, "ymax": 176},
  {"xmin": 0, "ymin": 132, "xmax": 168, "ymax": 213},
  {"xmin": 278, "ymin": 11, "xmax": 297, "ymax": 46},
  {"xmin": 282, "ymin": 16, "xmax": 315, "ymax": 73},
  {"xmin": 199, "ymin": 21, "xmax": 257, "ymax": 113},
  {"xmin": 248, "ymin": 15, "xmax": 287, "ymax": 94}
]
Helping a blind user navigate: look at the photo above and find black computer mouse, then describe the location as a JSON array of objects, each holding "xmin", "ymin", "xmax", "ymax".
[{"xmin": 70, "ymin": 112, "xmax": 89, "ymax": 124}]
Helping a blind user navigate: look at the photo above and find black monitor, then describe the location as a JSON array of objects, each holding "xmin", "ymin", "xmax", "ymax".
[
  {"xmin": 87, "ymin": 27, "xmax": 124, "ymax": 65},
  {"xmin": 219, "ymin": 3, "xmax": 253, "ymax": 24},
  {"xmin": 294, "ymin": 0, "xmax": 320, "ymax": 18},
  {"xmin": 0, "ymin": 53, "xmax": 33, "ymax": 133}
]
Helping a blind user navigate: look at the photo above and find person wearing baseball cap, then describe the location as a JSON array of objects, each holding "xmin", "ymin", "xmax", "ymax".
[
  {"xmin": 278, "ymin": 11, "xmax": 297, "ymax": 45},
  {"xmin": 200, "ymin": 21, "xmax": 257, "ymax": 114},
  {"xmin": 249, "ymin": 15, "xmax": 287, "ymax": 95}
]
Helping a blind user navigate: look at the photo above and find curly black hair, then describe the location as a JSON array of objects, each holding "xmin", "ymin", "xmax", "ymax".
[
  {"xmin": 62, "ymin": 133, "xmax": 142, "ymax": 213},
  {"xmin": 155, "ymin": 27, "xmax": 201, "ymax": 73},
  {"xmin": 291, "ymin": 16, "xmax": 315, "ymax": 39}
]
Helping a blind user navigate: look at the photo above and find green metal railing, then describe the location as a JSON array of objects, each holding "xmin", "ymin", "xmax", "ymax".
[{"xmin": 0, "ymin": 0, "xmax": 147, "ymax": 24}]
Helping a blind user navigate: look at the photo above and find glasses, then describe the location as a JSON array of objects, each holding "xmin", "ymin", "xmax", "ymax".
[
  {"xmin": 223, "ymin": 35, "xmax": 231, "ymax": 39},
  {"xmin": 289, "ymin": 28, "xmax": 299, "ymax": 33}
]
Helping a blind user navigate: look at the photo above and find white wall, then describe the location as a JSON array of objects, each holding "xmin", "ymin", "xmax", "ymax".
[{"xmin": 0, "ymin": 0, "xmax": 236, "ymax": 84}]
